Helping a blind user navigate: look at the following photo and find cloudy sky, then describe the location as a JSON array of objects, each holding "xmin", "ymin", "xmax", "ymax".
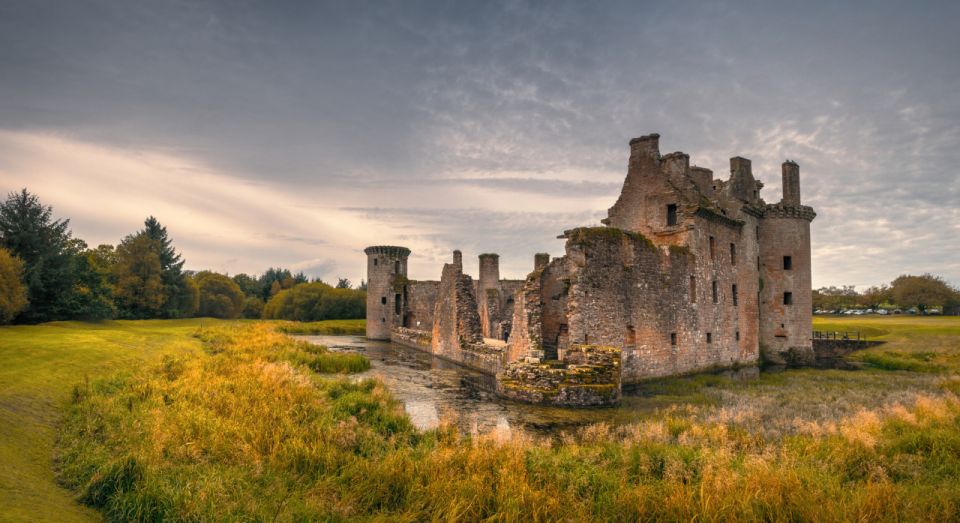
[{"xmin": 1, "ymin": 0, "xmax": 957, "ymax": 288}]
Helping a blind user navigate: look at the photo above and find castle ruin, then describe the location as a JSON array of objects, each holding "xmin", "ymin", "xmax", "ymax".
[{"xmin": 365, "ymin": 133, "xmax": 815, "ymax": 406}]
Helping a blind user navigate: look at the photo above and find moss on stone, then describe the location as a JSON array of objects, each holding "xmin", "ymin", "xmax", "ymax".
[{"xmin": 566, "ymin": 226, "xmax": 655, "ymax": 251}]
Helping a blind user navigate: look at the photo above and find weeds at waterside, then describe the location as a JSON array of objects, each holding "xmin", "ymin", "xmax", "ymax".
[{"xmin": 55, "ymin": 322, "xmax": 960, "ymax": 521}]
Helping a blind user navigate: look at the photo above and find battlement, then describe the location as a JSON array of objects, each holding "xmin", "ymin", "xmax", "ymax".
[{"xmin": 364, "ymin": 245, "xmax": 411, "ymax": 257}]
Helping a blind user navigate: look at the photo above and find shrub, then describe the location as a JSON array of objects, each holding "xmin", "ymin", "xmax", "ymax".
[
  {"xmin": 192, "ymin": 271, "xmax": 244, "ymax": 318},
  {"xmin": 262, "ymin": 282, "xmax": 364, "ymax": 321}
]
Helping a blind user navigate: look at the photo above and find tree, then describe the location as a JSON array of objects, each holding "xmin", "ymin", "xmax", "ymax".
[
  {"xmin": 232, "ymin": 273, "xmax": 262, "ymax": 298},
  {"xmin": 193, "ymin": 271, "xmax": 244, "ymax": 319},
  {"xmin": 812, "ymin": 285, "xmax": 858, "ymax": 312},
  {"xmin": 112, "ymin": 234, "xmax": 166, "ymax": 318},
  {"xmin": 336, "ymin": 277, "xmax": 351, "ymax": 289},
  {"xmin": 69, "ymin": 242, "xmax": 117, "ymax": 320},
  {"xmin": 141, "ymin": 217, "xmax": 193, "ymax": 318},
  {"xmin": 0, "ymin": 189, "xmax": 77, "ymax": 322},
  {"xmin": 860, "ymin": 285, "xmax": 890, "ymax": 310},
  {"xmin": 890, "ymin": 274, "xmax": 958, "ymax": 313},
  {"xmin": 242, "ymin": 296, "xmax": 265, "ymax": 319},
  {"xmin": 262, "ymin": 281, "xmax": 365, "ymax": 321},
  {"xmin": 0, "ymin": 247, "xmax": 28, "ymax": 323}
]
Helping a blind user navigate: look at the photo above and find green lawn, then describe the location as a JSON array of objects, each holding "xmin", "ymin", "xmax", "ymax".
[{"xmin": 0, "ymin": 319, "xmax": 225, "ymax": 522}]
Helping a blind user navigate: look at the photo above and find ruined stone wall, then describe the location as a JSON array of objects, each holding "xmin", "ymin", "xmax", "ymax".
[
  {"xmin": 405, "ymin": 280, "xmax": 439, "ymax": 331},
  {"xmin": 497, "ymin": 345, "xmax": 621, "ymax": 407},
  {"xmin": 430, "ymin": 261, "xmax": 505, "ymax": 374}
]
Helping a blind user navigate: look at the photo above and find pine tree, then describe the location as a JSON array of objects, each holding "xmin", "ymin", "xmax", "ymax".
[{"xmin": 139, "ymin": 217, "xmax": 191, "ymax": 317}]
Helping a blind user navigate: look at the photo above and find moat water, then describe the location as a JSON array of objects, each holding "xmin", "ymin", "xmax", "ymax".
[{"xmin": 300, "ymin": 335, "xmax": 761, "ymax": 436}]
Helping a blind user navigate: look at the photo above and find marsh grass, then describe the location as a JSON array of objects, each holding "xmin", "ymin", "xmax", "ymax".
[
  {"xmin": 274, "ymin": 319, "xmax": 366, "ymax": 335},
  {"xmin": 55, "ymin": 321, "xmax": 960, "ymax": 521}
]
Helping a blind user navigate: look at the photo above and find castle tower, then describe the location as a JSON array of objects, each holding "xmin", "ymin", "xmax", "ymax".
[
  {"xmin": 758, "ymin": 162, "xmax": 816, "ymax": 364},
  {"xmin": 478, "ymin": 253, "xmax": 501, "ymax": 338},
  {"xmin": 364, "ymin": 245, "xmax": 411, "ymax": 340}
]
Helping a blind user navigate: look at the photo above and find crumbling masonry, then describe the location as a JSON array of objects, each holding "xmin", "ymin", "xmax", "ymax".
[{"xmin": 366, "ymin": 133, "xmax": 815, "ymax": 406}]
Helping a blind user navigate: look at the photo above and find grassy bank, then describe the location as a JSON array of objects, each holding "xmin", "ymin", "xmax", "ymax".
[
  {"xmin": 53, "ymin": 318, "xmax": 960, "ymax": 521},
  {"xmin": 274, "ymin": 318, "xmax": 366, "ymax": 335}
]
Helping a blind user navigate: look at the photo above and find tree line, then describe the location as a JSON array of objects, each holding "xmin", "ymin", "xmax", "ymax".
[
  {"xmin": 0, "ymin": 189, "xmax": 365, "ymax": 324},
  {"xmin": 813, "ymin": 274, "xmax": 960, "ymax": 314}
]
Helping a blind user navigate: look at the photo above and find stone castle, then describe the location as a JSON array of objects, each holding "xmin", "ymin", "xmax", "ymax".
[{"xmin": 365, "ymin": 133, "xmax": 816, "ymax": 406}]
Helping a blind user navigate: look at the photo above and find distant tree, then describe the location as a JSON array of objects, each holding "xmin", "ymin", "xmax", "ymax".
[
  {"xmin": 112, "ymin": 234, "xmax": 166, "ymax": 318},
  {"xmin": 232, "ymin": 273, "xmax": 262, "ymax": 298},
  {"xmin": 859, "ymin": 285, "xmax": 891, "ymax": 310},
  {"xmin": 141, "ymin": 217, "xmax": 193, "ymax": 318},
  {"xmin": 812, "ymin": 285, "xmax": 858, "ymax": 312},
  {"xmin": 890, "ymin": 274, "xmax": 958, "ymax": 313},
  {"xmin": 193, "ymin": 271, "xmax": 244, "ymax": 319},
  {"xmin": 358, "ymin": 279, "xmax": 367, "ymax": 291},
  {"xmin": 0, "ymin": 247, "xmax": 28, "ymax": 323},
  {"xmin": 242, "ymin": 296, "xmax": 265, "ymax": 319},
  {"xmin": 69, "ymin": 242, "xmax": 117, "ymax": 320},
  {"xmin": 0, "ymin": 189, "xmax": 78, "ymax": 322},
  {"xmin": 262, "ymin": 282, "xmax": 365, "ymax": 321},
  {"xmin": 336, "ymin": 277, "xmax": 351, "ymax": 289},
  {"xmin": 259, "ymin": 267, "xmax": 301, "ymax": 300}
]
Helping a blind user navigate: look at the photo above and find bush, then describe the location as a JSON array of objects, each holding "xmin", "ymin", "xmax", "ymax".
[
  {"xmin": 0, "ymin": 247, "xmax": 28, "ymax": 323},
  {"xmin": 192, "ymin": 271, "xmax": 244, "ymax": 318},
  {"xmin": 241, "ymin": 296, "xmax": 264, "ymax": 319},
  {"xmin": 262, "ymin": 282, "xmax": 364, "ymax": 321}
]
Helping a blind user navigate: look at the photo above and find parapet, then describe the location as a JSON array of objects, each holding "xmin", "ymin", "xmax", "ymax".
[
  {"xmin": 364, "ymin": 245, "xmax": 411, "ymax": 257},
  {"xmin": 628, "ymin": 133, "xmax": 660, "ymax": 159}
]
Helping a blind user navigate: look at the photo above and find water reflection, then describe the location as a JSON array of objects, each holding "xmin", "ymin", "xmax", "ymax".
[{"xmin": 299, "ymin": 335, "xmax": 760, "ymax": 436}]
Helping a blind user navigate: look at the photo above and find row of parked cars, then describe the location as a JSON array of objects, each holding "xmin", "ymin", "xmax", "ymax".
[{"xmin": 814, "ymin": 308, "xmax": 943, "ymax": 315}]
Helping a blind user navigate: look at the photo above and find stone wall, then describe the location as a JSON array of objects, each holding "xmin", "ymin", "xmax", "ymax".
[
  {"xmin": 405, "ymin": 280, "xmax": 439, "ymax": 330},
  {"xmin": 391, "ymin": 326, "xmax": 432, "ymax": 351},
  {"xmin": 496, "ymin": 345, "xmax": 621, "ymax": 407}
]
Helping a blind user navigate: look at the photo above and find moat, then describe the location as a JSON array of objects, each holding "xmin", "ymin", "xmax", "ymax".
[{"xmin": 301, "ymin": 335, "xmax": 761, "ymax": 436}]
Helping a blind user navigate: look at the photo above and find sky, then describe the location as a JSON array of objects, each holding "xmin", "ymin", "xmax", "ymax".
[{"xmin": 0, "ymin": 0, "xmax": 957, "ymax": 288}]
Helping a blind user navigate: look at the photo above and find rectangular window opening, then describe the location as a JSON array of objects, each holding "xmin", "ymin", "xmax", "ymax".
[
  {"xmin": 394, "ymin": 293, "xmax": 401, "ymax": 314},
  {"xmin": 625, "ymin": 325, "xmax": 636, "ymax": 345},
  {"xmin": 706, "ymin": 332, "xmax": 712, "ymax": 344},
  {"xmin": 712, "ymin": 280, "xmax": 718, "ymax": 303},
  {"xmin": 730, "ymin": 243, "xmax": 737, "ymax": 265},
  {"xmin": 394, "ymin": 260, "xmax": 401, "ymax": 274},
  {"xmin": 381, "ymin": 296, "xmax": 387, "ymax": 305},
  {"xmin": 374, "ymin": 258, "xmax": 378, "ymax": 266},
  {"xmin": 670, "ymin": 333, "xmax": 677, "ymax": 346},
  {"xmin": 666, "ymin": 204, "xmax": 678, "ymax": 226},
  {"xmin": 732, "ymin": 284, "xmax": 738, "ymax": 306},
  {"xmin": 783, "ymin": 292, "xmax": 793, "ymax": 305},
  {"xmin": 709, "ymin": 236, "xmax": 716, "ymax": 260},
  {"xmin": 689, "ymin": 276, "xmax": 696, "ymax": 302},
  {"xmin": 783, "ymin": 255, "xmax": 792, "ymax": 270},
  {"xmin": 735, "ymin": 330, "xmax": 740, "ymax": 341}
]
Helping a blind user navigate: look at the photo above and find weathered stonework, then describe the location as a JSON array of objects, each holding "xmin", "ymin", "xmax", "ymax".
[
  {"xmin": 497, "ymin": 345, "xmax": 621, "ymax": 407},
  {"xmin": 366, "ymin": 132, "xmax": 816, "ymax": 406}
]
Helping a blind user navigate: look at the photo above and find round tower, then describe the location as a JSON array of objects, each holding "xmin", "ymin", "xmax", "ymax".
[
  {"xmin": 758, "ymin": 162, "xmax": 816, "ymax": 364},
  {"xmin": 364, "ymin": 245, "xmax": 411, "ymax": 340}
]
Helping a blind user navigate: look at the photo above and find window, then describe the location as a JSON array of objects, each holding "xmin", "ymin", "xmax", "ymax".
[
  {"xmin": 666, "ymin": 204, "xmax": 678, "ymax": 226},
  {"xmin": 395, "ymin": 293, "xmax": 401, "ymax": 314},
  {"xmin": 709, "ymin": 236, "xmax": 716, "ymax": 259},
  {"xmin": 625, "ymin": 325, "xmax": 636, "ymax": 345},
  {"xmin": 706, "ymin": 332, "xmax": 712, "ymax": 343},
  {"xmin": 374, "ymin": 258, "xmax": 378, "ymax": 266},
  {"xmin": 732, "ymin": 284, "xmax": 738, "ymax": 306},
  {"xmin": 689, "ymin": 276, "xmax": 696, "ymax": 302},
  {"xmin": 381, "ymin": 296, "xmax": 387, "ymax": 305},
  {"xmin": 757, "ymin": 256, "xmax": 760, "ymax": 270},
  {"xmin": 783, "ymin": 292, "xmax": 793, "ymax": 305},
  {"xmin": 394, "ymin": 260, "xmax": 401, "ymax": 274},
  {"xmin": 783, "ymin": 256, "xmax": 792, "ymax": 270},
  {"xmin": 735, "ymin": 330, "xmax": 740, "ymax": 341},
  {"xmin": 712, "ymin": 280, "xmax": 718, "ymax": 303},
  {"xmin": 670, "ymin": 333, "xmax": 677, "ymax": 346},
  {"xmin": 730, "ymin": 243, "xmax": 737, "ymax": 265}
]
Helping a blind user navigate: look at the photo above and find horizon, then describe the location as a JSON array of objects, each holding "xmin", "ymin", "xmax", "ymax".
[{"xmin": 1, "ymin": 1, "xmax": 957, "ymax": 289}]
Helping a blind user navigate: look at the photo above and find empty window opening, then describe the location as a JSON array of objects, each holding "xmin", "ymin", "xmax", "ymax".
[
  {"xmin": 757, "ymin": 256, "xmax": 760, "ymax": 270},
  {"xmin": 381, "ymin": 296, "xmax": 387, "ymax": 305},
  {"xmin": 732, "ymin": 284, "xmax": 738, "ymax": 306},
  {"xmin": 783, "ymin": 256, "xmax": 793, "ymax": 270},
  {"xmin": 394, "ymin": 294, "xmax": 401, "ymax": 314},
  {"xmin": 689, "ymin": 276, "xmax": 697, "ymax": 302},
  {"xmin": 706, "ymin": 332, "xmax": 712, "ymax": 343},
  {"xmin": 783, "ymin": 292, "xmax": 793, "ymax": 305},
  {"xmin": 670, "ymin": 333, "xmax": 677, "ymax": 346},
  {"xmin": 709, "ymin": 236, "xmax": 716, "ymax": 259},
  {"xmin": 753, "ymin": 190, "xmax": 758, "ymax": 199},
  {"xmin": 394, "ymin": 260, "xmax": 401, "ymax": 274},
  {"xmin": 374, "ymin": 258, "xmax": 378, "ymax": 266},
  {"xmin": 730, "ymin": 243, "xmax": 737, "ymax": 265},
  {"xmin": 666, "ymin": 204, "xmax": 678, "ymax": 226},
  {"xmin": 712, "ymin": 280, "xmax": 718, "ymax": 303},
  {"xmin": 735, "ymin": 331, "xmax": 740, "ymax": 341},
  {"xmin": 625, "ymin": 325, "xmax": 636, "ymax": 345}
]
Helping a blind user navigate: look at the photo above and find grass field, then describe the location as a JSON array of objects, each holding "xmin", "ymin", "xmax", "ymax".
[{"xmin": 2, "ymin": 316, "xmax": 959, "ymax": 521}]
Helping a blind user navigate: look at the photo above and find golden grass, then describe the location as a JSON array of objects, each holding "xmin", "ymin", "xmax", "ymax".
[{"xmin": 55, "ymin": 321, "xmax": 960, "ymax": 521}]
